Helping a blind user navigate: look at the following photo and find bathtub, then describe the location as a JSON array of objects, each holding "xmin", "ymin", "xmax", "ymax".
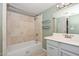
[{"xmin": 7, "ymin": 40, "xmax": 42, "ymax": 56}]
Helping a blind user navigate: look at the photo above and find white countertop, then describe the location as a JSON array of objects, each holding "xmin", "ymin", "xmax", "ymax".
[{"xmin": 44, "ymin": 33, "xmax": 79, "ymax": 47}]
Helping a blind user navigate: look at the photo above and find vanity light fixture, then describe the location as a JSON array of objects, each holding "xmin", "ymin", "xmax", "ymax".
[
  {"xmin": 56, "ymin": 3, "xmax": 72, "ymax": 9},
  {"xmin": 56, "ymin": 4, "xmax": 59, "ymax": 8}
]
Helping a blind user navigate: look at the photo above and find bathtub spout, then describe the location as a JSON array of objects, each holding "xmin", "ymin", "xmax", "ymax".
[{"xmin": 35, "ymin": 39, "xmax": 39, "ymax": 43}]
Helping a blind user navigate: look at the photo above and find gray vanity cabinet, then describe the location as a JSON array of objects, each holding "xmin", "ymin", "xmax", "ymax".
[
  {"xmin": 47, "ymin": 44, "xmax": 59, "ymax": 56},
  {"xmin": 60, "ymin": 49, "xmax": 77, "ymax": 56},
  {"xmin": 47, "ymin": 40, "xmax": 60, "ymax": 56},
  {"xmin": 47, "ymin": 39, "xmax": 79, "ymax": 56}
]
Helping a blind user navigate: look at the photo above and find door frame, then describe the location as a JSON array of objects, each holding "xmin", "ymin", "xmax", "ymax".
[{"xmin": 3, "ymin": 3, "xmax": 7, "ymax": 56}]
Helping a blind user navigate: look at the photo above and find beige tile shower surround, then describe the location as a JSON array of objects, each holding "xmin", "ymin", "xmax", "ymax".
[
  {"xmin": 34, "ymin": 15, "xmax": 43, "ymax": 43},
  {"xmin": 7, "ymin": 11, "xmax": 35, "ymax": 45}
]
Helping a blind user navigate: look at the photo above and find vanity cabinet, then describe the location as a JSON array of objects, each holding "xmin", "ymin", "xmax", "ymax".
[
  {"xmin": 60, "ymin": 43, "xmax": 79, "ymax": 55},
  {"xmin": 60, "ymin": 49, "xmax": 77, "ymax": 56},
  {"xmin": 47, "ymin": 40, "xmax": 60, "ymax": 56},
  {"xmin": 47, "ymin": 44, "xmax": 59, "ymax": 56},
  {"xmin": 47, "ymin": 40, "xmax": 79, "ymax": 56}
]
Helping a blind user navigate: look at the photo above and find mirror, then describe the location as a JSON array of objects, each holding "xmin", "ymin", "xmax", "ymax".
[
  {"xmin": 55, "ymin": 17, "xmax": 66, "ymax": 33},
  {"xmin": 68, "ymin": 14, "xmax": 79, "ymax": 34},
  {"xmin": 53, "ymin": 14, "xmax": 79, "ymax": 34}
]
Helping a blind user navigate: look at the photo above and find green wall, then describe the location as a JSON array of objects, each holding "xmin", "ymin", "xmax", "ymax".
[
  {"xmin": 42, "ymin": 6, "xmax": 57, "ymax": 49},
  {"xmin": 0, "ymin": 3, "xmax": 2, "ymax": 55}
]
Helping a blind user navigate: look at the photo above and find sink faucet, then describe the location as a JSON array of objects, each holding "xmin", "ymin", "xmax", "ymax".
[{"xmin": 64, "ymin": 34, "xmax": 73, "ymax": 38}]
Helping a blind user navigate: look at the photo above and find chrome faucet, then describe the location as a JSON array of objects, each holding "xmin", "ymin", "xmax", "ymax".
[{"xmin": 64, "ymin": 34, "xmax": 73, "ymax": 38}]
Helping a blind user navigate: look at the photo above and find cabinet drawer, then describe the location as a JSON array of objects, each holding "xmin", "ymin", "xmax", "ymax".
[
  {"xmin": 47, "ymin": 40, "xmax": 59, "ymax": 47},
  {"xmin": 60, "ymin": 43, "xmax": 79, "ymax": 55}
]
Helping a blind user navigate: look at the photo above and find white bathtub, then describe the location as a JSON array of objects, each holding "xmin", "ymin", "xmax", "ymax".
[{"xmin": 7, "ymin": 40, "xmax": 42, "ymax": 56}]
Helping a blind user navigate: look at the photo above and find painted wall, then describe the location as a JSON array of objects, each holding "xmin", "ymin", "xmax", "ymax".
[
  {"xmin": 7, "ymin": 11, "xmax": 35, "ymax": 46},
  {"xmin": 53, "ymin": 4, "xmax": 79, "ymax": 18},
  {"xmin": 0, "ymin": 3, "xmax": 2, "ymax": 55},
  {"xmin": 42, "ymin": 5, "xmax": 57, "ymax": 49}
]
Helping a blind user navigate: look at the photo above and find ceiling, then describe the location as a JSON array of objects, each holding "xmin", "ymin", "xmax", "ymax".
[{"xmin": 8, "ymin": 3, "xmax": 56, "ymax": 16}]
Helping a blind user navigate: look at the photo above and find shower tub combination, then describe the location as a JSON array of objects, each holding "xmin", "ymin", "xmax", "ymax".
[{"xmin": 7, "ymin": 40, "xmax": 43, "ymax": 56}]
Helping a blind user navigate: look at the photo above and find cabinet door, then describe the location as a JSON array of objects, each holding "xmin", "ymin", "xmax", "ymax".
[
  {"xmin": 60, "ymin": 43, "xmax": 79, "ymax": 55},
  {"xmin": 60, "ymin": 49, "xmax": 77, "ymax": 56},
  {"xmin": 47, "ymin": 45, "xmax": 59, "ymax": 56}
]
